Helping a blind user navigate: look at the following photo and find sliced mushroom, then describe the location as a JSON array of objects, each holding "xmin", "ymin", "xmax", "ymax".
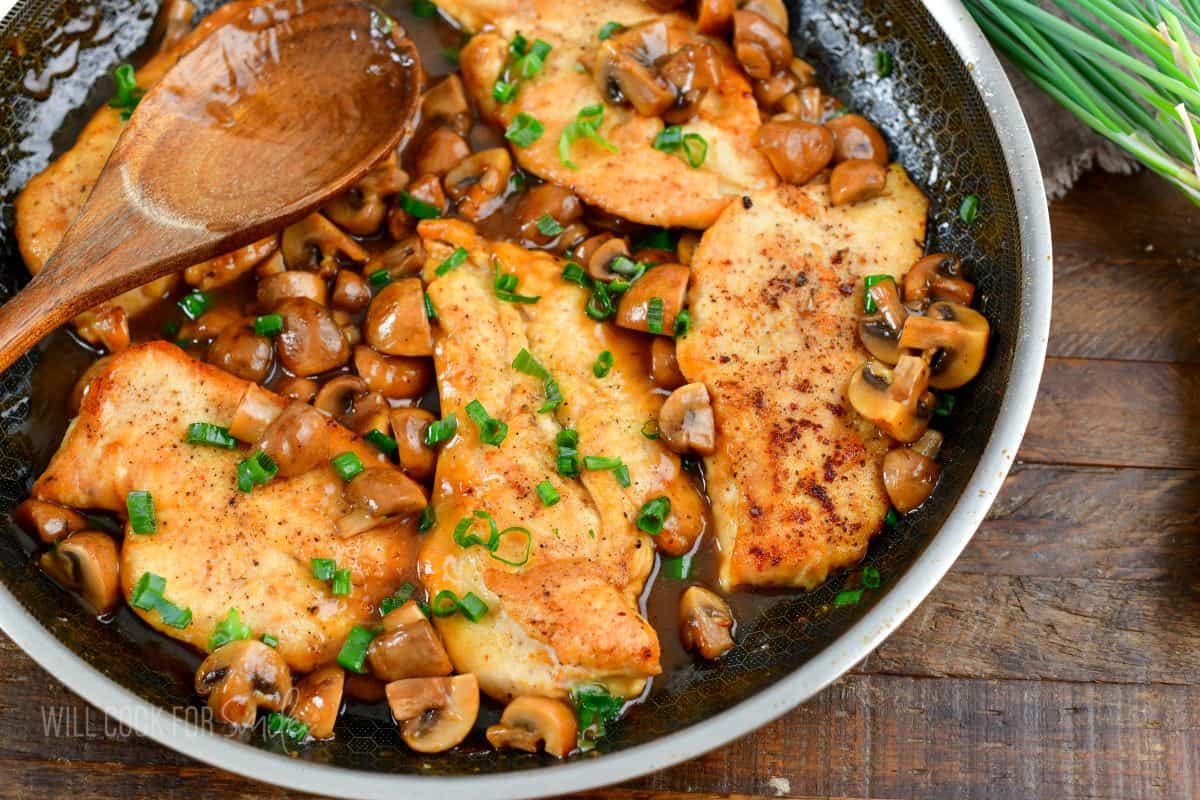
[
  {"xmin": 281, "ymin": 213, "xmax": 368, "ymax": 277},
  {"xmin": 389, "ymin": 407, "xmax": 437, "ymax": 481},
  {"xmin": 422, "ymin": 74, "xmax": 471, "ymax": 136},
  {"xmin": 882, "ymin": 429, "xmax": 943, "ymax": 513},
  {"xmin": 256, "ymin": 249, "xmax": 286, "ymax": 278},
  {"xmin": 314, "ymin": 375, "xmax": 391, "ymax": 435},
  {"xmin": 830, "ymin": 159, "xmax": 888, "ymax": 205},
  {"xmin": 389, "ymin": 173, "xmax": 448, "ymax": 236},
  {"xmin": 275, "ymin": 298, "xmax": 350, "ymax": 377},
  {"xmin": 39, "ymin": 531, "xmax": 120, "ymax": 613},
  {"xmin": 756, "ymin": 118, "xmax": 834, "ymax": 184},
  {"xmin": 324, "ymin": 157, "xmax": 408, "ymax": 236},
  {"xmin": 14, "ymin": 499, "xmax": 88, "ymax": 544},
  {"xmin": 696, "ymin": 0, "xmax": 736, "ymax": 35},
  {"xmin": 386, "ymin": 674, "xmax": 479, "ymax": 753},
  {"xmin": 826, "ymin": 113, "xmax": 888, "ymax": 165},
  {"xmin": 415, "ymin": 127, "xmax": 471, "ymax": 178},
  {"xmin": 275, "ymin": 375, "xmax": 318, "ymax": 403},
  {"xmin": 344, "ymin": 672, "xmax": 388, "ymax": 702},
  {"xmin": 365, "ymin": 279, "xmax": 434, "ymax": 357},
  {"xmin": 897, "ymin": 302, "xmax": 989, "ymax": 390},
  {"xmin": 659, "ymin": 382, "xmax": 716, "ymax": 456},
  {"xmin": 184, "ymin": 235, "xmax": 278, "ymax": 291},
  {"xmin": 858, "ymin": 277, "xmax": 907, "ymax": 364},
  {"xmin": 367, "ymin": 600, "xmax": 453, "ymax": 682},
  {"xmin": 258, "ymin": 270, "xmax": 329, "ymax": 310},
  {"xmin": 443, "ymin": 149, "xmax": 511, "ymax": 222},
  {"xmin": 338, "ymin": 467, "xmax": 427, "ymax": 536},
  {"xmin": 650, "ymin": 337, "xmax": 687, "ymax": 389},
  {"xmin": 68, "ymin": 355, "xmax": 113, "ymax": 416},
  {"xmin": 184, "ymin": 306, "xmax": 241, "ymax": 341},
  {"xmin": 632, "ymin": 247, "xmax": 677, "ymax": 266},
  {"xmin": 258, "ymin": 402, "xmax": 330, "ymax": 477},
  {"xmin": 742, "ymin": 0, "xmax": 789, "ymax": 30},
  {"xmin": 581, "ymin": 235, "xmax": 631, "ymax": 282},
  {"xmin": 845, "ymin": 356, "xmax": 934, "ymax": 443},
  {"xmin": 366, "ymin": 235, "xmax": 427, "ymax": 282},
  {"xmin": 207, "ymin": 321, "xmax": 273, "ymax": 383},
  {"xmin": 902, "ymin": 253, "xmax": 975, "ymax": 306},
  {"xmin": 332, "ymin": 270, "xmax": 372, "ymax": 312},
  {"xmin": 595, "ymin": 21, "xmax": 676, "ymax": 117},
  {"xmin": 753, "ymin": 69, "xmax": 798, "ymax": 112},
  {"xmin": 87, "ymin": 305, "xmax": 130, "ymax": 354},
  {"xmin": 657, "ymin": 42, "xmax": 721, "ymax": 124},
  {"xmin": 733, "ymin": 10, "xmax": 792, "ymax": 80},
  {"xmin": 615, "ymin": 264, "xmax": 690, "ymax": 334},
  {"xmin": 679, "ymin": 585, "xmax": 735, "ymax": 660},
  {"xmin": 287, "ymin": 665, "xmax": 344, "ymax": 740},
  {"xmin": 486, "ymin": 696, "xmax": 578, "ymax": 758},
  {"xmin": 354, "ymin": 345, "xmax": 434, "ymax": 400},
  {"xmin": 516, "ymin": 183, "xmax": 584, "ymax": 245},
  {"xmin": 195, "ymin": 640, "xmax": 293, "ymax": 727}
]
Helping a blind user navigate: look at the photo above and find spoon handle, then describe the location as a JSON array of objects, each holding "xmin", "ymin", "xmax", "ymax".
[{"xmin": 0, "ymin": 270, "xmax": 81, "ymax": 374}]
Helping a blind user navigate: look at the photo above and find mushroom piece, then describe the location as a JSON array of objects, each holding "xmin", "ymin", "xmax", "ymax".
[
  {"xmin": 595, "ymin": 21, "xmax": 676, "ymax": 117},
  {"xmin": 206, "ymin": 321, "xmax": 273, "ymax": 383},
  {"xmin": 89, "ymin": 306, "xmax": 130, "ymax": 354},
  {"xmin": 365, "ymin": 278, "xmax": 435, "ymax": 357},
  {"xmin": 275, "ymin": 375, "xmax": 318, "ymax": 403},
  {"xmin": 443, "ymin": 149, "xmax": 512, "ymax": 222},
  {"xmin": 314, "ymin": 375, "xmax": 391, "ymax": 435},
  {"xmin": 38, "ymin": 531, "xmax": 120, "ymax": 613},
  {"xmin": 275, "ymin": 298, "xmax": 351, "ymax": 377},
  {"xmin": 897, "ymin": 301, "xmax": 990, "ymax": 390},
  {"xmin": 281, "ymin": 213, "xmax": 368, "ymax": 277},
  {"xmin": 332, "ymin": 269, "xmax": 372, "ymax": 312},
  {"xmin": 389, "ymin": 407, "xmax": 438, "ymax": 481},
  {"xmin": 858, "ymin": 277, "xmax": 908, "ymax": 364},
  {"xmin": 324, "ymin": 157, "xmax": 409, "ymax": 236},
  {"xmin": 184, "ymin": 306, "xmax": 241, "ymax": 341},
  {"xmin": 733, "ymin": 10, "xmax": 793, "ymax": 80},
  {"xmin": 365, "ymin": 235, "xmax": 426, "ymax": 282},
  {"xmin": 287, "ymin": 665, "xmax": 345, "ymax": 740},
  {"xmin": 755, "ymin": 118, "xmax": 834, "ymax": 184},
  {"xmin": 615, "ymin": 263, "xmax": 690, "ymax": 334},
  {"xmin": 68, "ymin": 355, "xmax": 113, "ymax": 416},
  {"xmin": 581, "ymin": 235, "xmax": 631, "ymax": 282},
  {"xmin": 659, "ymin": 382, "xmax": 716, "ymax": 456},
  {"xmin": 516, "ymin": 183, "xmax": 584, "ymax": 245},
  {"xmin": 830, "ymin": 159, "xmax": 888, "ymax": 205},
  {"xmin": 742, "ymin": 0, "xmax": 789, "ymax": 30},
  {"xmin": 845, "ymin": 356, "xmax": 934, "ymax": 443},
  {"xmin": 657, "ymin": 42, "xmax": 721, "ymax": 124},
  {"xmin": 386, "ymin": 674, "xmax": 480, "ymax": 754},
  {"xmin": 679, "ymin": 586, "xmax": 735, "ymax": 660},
  {"xmin": 338, "ymin": 467, "xmax": 427, "ymax": 536},
  {"xmin": 389, "ymin": 173, "xmax": 448, "ymax": 236},
  {"xmin": 195, "ymin": 640, "xmax": 293, "ymax": 727},
  {"xmin": 650, "ymin": 336, "xmax": 687, "ymax": 389},
  {"xmin": 354, "ymin": 345, "xmax": 434, "ymax": 400},
  {"xmin": 14, "ymin": 498, "xmax": 88, "ymax": 544},
  {"xmin": 753, "ymin": 70, "xmax": 798, "ymax": 112},
  {"xmin": 902, "ymin": 253, "xmax": 975, "ymax": 306},
  {"xmin": 367, "ymin": 600, "xmax": 453, "ymax": 682},
  {"xmin": 415, "ymin": 127, "xmax": 471, "ymax": 178},
  {"xmin": 882, "ymin": 429, "xmax": 943, "ymax": 513},
  {"xmin": 229, "ymin": 383, "xmax": 284, "ymax": 442},
  {"xmin": 825, "ymin": 113, "xmax": 888, "ymax": 165},
  {"xmin": 258, "ymin": 270, "xmax": 329, "ymax": 310},
  {"xmin": 696, "ymin": 0, "xmax": 736, "ymax": 35},
  {"xmin": 344, "ymin": 672, "xmax": 388, "ymax": 703},
  {"xmin": 258, "ymin": 402, "xmax": 330, "ymax": 477},
  {"xmin": 422, "ymin": 74, "xmax": 471, "ymax": 136},
  {"xmin": 675, "ymin": 231, "xmax": 700, "ymax": 266},
  {"xmin": 486, "ymin": 696, "xmax": 579, "ymax": 758}
]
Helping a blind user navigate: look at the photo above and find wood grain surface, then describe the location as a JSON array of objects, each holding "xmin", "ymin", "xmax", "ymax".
[{"xmin": 2, "ymin": 169, "xmax": 1197, "ymax": 799}]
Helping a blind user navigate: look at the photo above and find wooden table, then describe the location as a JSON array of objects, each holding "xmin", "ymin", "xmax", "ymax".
[{"xmin": 1, "ymin": 169, "xmax": 1195, "ymax": 799}]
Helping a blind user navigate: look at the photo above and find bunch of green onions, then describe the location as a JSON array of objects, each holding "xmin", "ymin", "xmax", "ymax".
[{"xmin": 965, "ymin": 0, "xmax": 1200, "ymax": 204}]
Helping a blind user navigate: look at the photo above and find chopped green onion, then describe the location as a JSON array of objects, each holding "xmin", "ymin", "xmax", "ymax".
[
  {"xmin": 885, "ymin": 508, "xmax": 900, "ymax": 527},
  {"xmin": 862, "ymin": 274, "xmax": 893, "ymax": 313},
  {"xmin": 640, "ymin": 419, "xmax": 660, "ymax": 440},
  {"xmin": 491, "ymin": 526, "xmax": 532, "ymax": 566},
  {"xmin": 177, "ymin": 291, "xmax": 210, "ymax": 321},
  {"xmin": 108, "ymin": 63, "xmax": 143, "ymax": 120},
  {"xmin": 381, "ymin": 581, "xmax": 417, "ymax": 615},
  {"xmin": 418, "ymin": 505, "xmax": 436, "ymax": 533},
  {"xmin": 505, "ymin": 112, "xmax": 545, "ymax": 148},
  {"xmin": 636, "ymin": 496, "xmax": 671, "ymax": 535},
  {"xmin": 495, "ymin": 271, "xmax": 518, "ymax": 292},
  {"xmin": 331, "ymin": 451, "xmax": 365, "ymax": 481},
  {"xmin": 156, "ymin": 600, "xmax": 193, "ymax": 629},
  {"xmin": 635, "ymin": 229, "xmax": 674, "ymax": 251},
  {"xmin": 368, "ymin": 268, "xmax": 392, "ymax": 290},
  {"xmin": 562, "ymin": 262, "xmax": 593, "ymax": 287},
  {"xmin": 364, "ymin": 429, "xmax": 398, "ymax": 454},
  {"xmin": 512, "ymin": 348, "xmax": 549, "ymax": 379},
  {"xmin": 514, "ymin": 39, "xmax": 552, "ymax": 79},
  {"xmin": 661, "ymin": 553, "xmax": 693, "ymax": 579},
  {"xmin": 540, "ymin": 377, "xmax": 563, "ymax": 413},
  {"xmin": 371, "ymin": 9, "xmax": 395, "ymax": 36},
  {"xmin": 876, "ymin": 49, "xmax": 893, "ymax": 77},
  {"xmin": 332, "ymin": 568, "xmax": 352, "ymax": 596},
  {"xmin": 458, "ymin": 592, "xmax": 489, "ymax": 621},
  {"xmin": 609, "ymin": 255, "xmax": 642, "ymax": 278},
  {"xmin": 536, "ymin": 213, "xmax": 565, "ymax": 236},
  {"xmin": 598, "ymin": 21, "xmax": 623, "ymax": 40},
  {"xmin": 673, "ymin": 308, "xmax": 692, "ymax": 338},
  {"xmin": 311, "ymin": 558, "xmax": 336, "ymax": 581},
  {"xmin": 653, "ymin": 126, "xmax": 684, "ymax": 152},
  {"xmin": 584, "ymin": 455, "xmax": 622, "ymax": 471},
  {"xmin": 261, "ymin": 633, "xmax": 279, "ymax": 648},
  {"xmin": 425, "ymin": 413, "xmax": 458, "ymax": 446},
  {"xmin": 127, "ymin": 490, "xmax": 156, "ymax": 534},
  {"xmin": 934, "ymin": 394, "xmax": 956, "ymax": 417},
  {"xmin": 465, "ymin": 400, "xmax": 508, "ymax": 446},
  {"xmin": 572, "ymin": 685, "xmax": 624, "ymax": 751},
  {"xmin": 559, "ymin": 105, "xmax": 618, "ymax": 169},
  {"xmin": 593, "ymin": 350, "xmax": 614, "ymax": 378},
  {"xmin": 435, "ymin": 246, "xmax": 469, "ymax": 276},
  {"xmin": 612, "ymin": 463, "xmax": 631, "ymax": 487},
  {"xmin": 431, "ymin": 589, "xmax": 461, "ymax": 617},
  {"xmin": 399, "ymin": 192, "xmax": 441, "ymax": 219},
  {"xmin": 555, "ymin": 429, "xmax": 580, "ymax": 476},
  {"xmin": 131, "ymin": 572, "xmax": 166, "ymax": 610},
  {"xmin": 585, "ymin": 282, "xmax": 615, "ymax": 320},
  {"xmin": 253, "ymin": 313, "xmax": 283, "ymax": 337},
  {"xmin": 236, "ymin": 451, "xmax": 278, "ymax": 492},
  {"xmin": 424, "ymin": 292, "xmax": 438, "ymax": 320},
  {"xmin": 454, "ymin": 510, "xmax": 499, "ymax": 549},
  {"xmin": 493, "ymin": 80, "xmax": 518, "ymax": 103},
  {"xmin": 493, "ymin": 263, "xmax": 540, "ymax": 304},
  {"xmin": 834, "ymin": 588, "xmax": 865, "ymax": 606},
  {"xmin": 163, "ymin": 319, "xmax": 181, "ymax": 339},
  {"xmin": 441, "ymin": 47, "xmax": 460, "ymax": 64},
  {"xmin": 185, "ymin": 422, "xmax": 236, "ymax": 449},
  {"xmin": 536, "ymin": 480, "xmax": 560, "ymax": 506},
  {"xmin": 412, "ymin": 0, "xmax": 437, "ymax": 18},
  {"xmin": 862, "ymin": 565, "xmax": 882, "ymax": 588},
  {"xmin": 509, "ymin": 33, "xmax": 528, "ymax": 58},
  {"xmin": 959, "ymin": 194, "xmax": 980, "ymax": 223},
  {"xmin": 208, "ymin": 607, "xmax": 251, "ymax": 651},
  {"xmin": 682, "ymin": 133, "xmax": 708, "ymax": 168},
  {"xmin": 647, "ymin": 297, "xmax": 665, "ymax": 334},
  {"xmin": 267, "ymin": 711, "xmax": 310, "ymax": 743},
  {"xmin": 336, "ymin": 625, "xmax": 378, "ymax": 673}
]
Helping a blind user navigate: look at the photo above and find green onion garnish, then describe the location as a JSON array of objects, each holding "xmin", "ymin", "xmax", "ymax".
[
  {"xmin": 185, "ymin": 422, "xmax": 236, "ymax": 449},
  {"xmin": 862, "ymin": 565, "xmax": 882, "ymax": 588},
  {"xmin": 661, "ymin": 553, "xmax": 693, "ymax": 579},
  {"xmin": 454, "ymin": 510, "xmax": 498, "ymax": 549},
  {"xmin": 647, "ymin": 297, "xmax": 665, "ymax": 334},
  {"xmin": 512, "ymin": 348, "xmax": 549, "ymax": 379},
  {"xmin": 876, "ymin": 49, "xmax": 893, "ymax": 77},
  {"xmin": 418, "ymin": 505, "xmax": 436, "ymax": 532},
  {"xmin": 156, "ymin": 599, "xmax": 193, "ymax": 629},
  {"xmin": 598, "ymin": 21, "xmax": 623, "ymax": 40},
  {"xmin": 108, "ymin": 63, "xmax": 143, "ymax": 120},
  {"xmin": 505, "ymin": 112, "xmax": 545, "ymax": 148},
  {"xmin": 653, "ymin": 126, "xmax": 706, "ymax": 168},
  {"xmin": 585, "ymin": 283, "xmax": 615, "ymax": 321},
  {"xmin": 332, "ymin": 568, "xmax": 352, "ymax": 596},
  {"xmin": 465, "ymin": 400, "xmax": 508, "ymax": 446},
  {"xmin": 640, "ymin": 419, "xmax": 660, "ymax": 440},
  {"xmin": 834, "ymin": 589, "xmax": 865, "ymax": 606},
  {"xmin": 491, "ymin": 526, "xmax": 532, "ymax": 566},
  {"xmin": 236, "ymin": 451, "xmax": 278, "ymax": 492},
  {"xmin": 536, "ymin": 480, "xmax": 560, "ymax": 506},
  {"xmin": 584, "ymin": 455, "xmax": 622, "ymax": 471},
  {"xmin": 885, "ymin": 508, "xmax": 900, "ymax": 527},
  {"xmin": 862, "ymin": 274, "xmax": 893, "ymax": 313},
  {"xmin": 336, "ymin": 625, "xmax": 378, "ymax": 673},
  {"xmin": 331, "ymin": 451, "xmax": 365, "ymax": 481},
  {"xmin": 431, "ymin": 589, "xmax": 461, "ymax": 616},
  {"xmin": 613, "ymin": 463, "xmax": 631, "ymax": 487},
  {"xmin": 593, "ymin": 350, "xmax": 614, "ymax": 378},
  {"xmin": 412, "ymin": 0, "xmax": 437, "ymax": 18},
  {"xmin": 261, "ymin": 632, "xmax": 279, "ymax": 648},
  {"xmin": 959, "ymin": 194, "xmax": 980, "ymax": 223},
  {"xmin": 368, "ymin": 268, "xmax": 392, "ymax": 290},
  {"xmin": 653, "ymin": 126, "xmax": 684, "ymax": 152},
  {"xmin": 540, "ymin": 377, "xmax": 563, "ymax": 413},
  {"xmin": 635, "ymin": 229, "xmax": 674, "ymax": 251},
  {"xmin": 177, "ymin": 291, "xmax": 210, "ymax": 321},
  {"xmin": 253, "ymin": 313, "xmax": 283, "ymax": 337},
  {"xmin": 381, "ymin": 581, "xmax": 417, "ymax": 615},
  {"xmin": 682, "ymin": 133, "xmax": 708, "ymax": 168},
  {"xmin": 130, "ymin": 572, "xmax": 166, "ymax": 609},
  {"xmin": 492, "ymin": 80, "xmax": 518, "ymax": 103},
  {"xmin": 509, "ymin": 33, "xmax": 528, "ymax": 57},
  {"xmin": 572, "ymin": 685, "xmax": 624, "ymax": 751},
  {"xmin": 673, "ymin": 308, "xmax": 692, "ymax": 338},
  {"xmin": 536, "ymin": 213, "xmax": 565, "ymax": 236},
  {"xmin": 458, "ymin": 592, "xmax": 489, "ymax": 621},
  {"xmin": 934, "ymin": 394, "xmax": 956, "ymax": 417},
  {"xmin": 208, "ymin": 607, "xmax": 251, "ymax": 651},
  {"xmin": 514, "ymin": 39, "xmax": 552, "ymax": 79},
  {"xmin": 399, "ymin": 192, "xmax": 441, "ymax": 219},
  {"xmin": 556, "ymin": 429, "xmax": 580, "ymax": 476},
  {"xmin": 425, "ymin": 292, "xmax": 438, "ymax": 320},
  {"xmin": 364, "ymin": 429, "xmax": 398, "ymax": 454},
  {"xmin": 425, "ymin": 413, "xmax": 458, "ymax": 446},
  {"xmin": 559, "ymin": 104, "xmax": 618, "ymax": 169},
  {"xmin": 267, "ymin": 711, "xmax": 310, "ymax": 743},
  {"xmin": 127, "ymin": 490, "xmax": 156, "ymax": 534},
  {"xmin": 436, "ymin": 246, "xmax": 469, "ymax": 276},
  {"xmin": 493, "ymin": 262, "xmax": 540, "ymax": 304},
  {"xmin": 609, "ymin": 255, "xmax": 642, "ymax": 278},
  {"xmin": 636, "ymin": 496, "xmax": 671, "ymax": 535},
  {"xmin": 311, "ymin": 558, "xmax": 336, "ymax": 581},
  {"xmin": 561, "ymin": 262, "xmax": 592, "ymax": 287}
]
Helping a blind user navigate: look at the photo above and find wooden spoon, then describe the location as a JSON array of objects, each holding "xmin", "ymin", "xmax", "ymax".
[{"xmin": 0, "ymin": 0, "xmax": 420, "ymax": 373}]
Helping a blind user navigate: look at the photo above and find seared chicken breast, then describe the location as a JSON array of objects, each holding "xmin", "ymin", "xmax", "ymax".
[
  {"xmin": 676, "ymin": 165, "xmax": 929, "ymax": 589},
  {"xmin": 33, "ymin": 342, "xmax": 419, "ymax": 672},
  {"xmin": 442, "ymin": 0, "xmax": 776, "ymax": 228}
]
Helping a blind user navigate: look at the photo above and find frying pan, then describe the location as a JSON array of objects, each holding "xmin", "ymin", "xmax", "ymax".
[{"xmin": 0, "ymin": 0, "xmax": 1051, "ymax": 797}]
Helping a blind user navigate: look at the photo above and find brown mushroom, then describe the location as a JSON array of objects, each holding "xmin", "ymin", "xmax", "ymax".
[
  {"xmin": 338, "ymin": 467, "xmax": 427, "ymax": 536},
  {"xmin": 386, "ymin": 674, "xmax": 479, "ymax": 753},
  {"xmin": 389, "ymin": 407, "xmax": 437, "ymax": 481},
  {"xmin": 332, "ymin": 270, "xmax": 372, "ymax": 312},
  {"xmin": 275, "ymin": 298, "xmax": 350, "ymax": 377},
  {"xmin": 258, "ymin": 270, "xmax": 329, "ymax": 310},
  {"xmin": 486, "ymin": 696, "xmax": 578, "ymax": 758},
  {"xmin": 659, "ymin": 382, "xmax": 716, "ymax": 456},
  {"xmin": 366, "ymin": 235, "xmax": 427, "ymax": 282},
  {"xmin": 679, "ymin": 585, "xmax": 735, "ymax": 660},
  {"xmin": 14, "ymin": 499, "xmax": 88, "ymax": 544},
  {"xmin": 229, "ymin": 383, "xmax": 284, "ymax": 442},
  {"xmin": 275, "ymin": 375, "xmax": 318, "ymax": 403},
  {"xmin": 858, "ymin": 277, "xmax": 907, "ymax": 364},
  {"xmin": 344, "ymin": 672, "xmax": 388, "ymax": 703},
  {"xmin": 38, "ymin": 531, "xmax": 120, "ymax": 613},
  {"xmin": 645, "ymin": 0, "xmax": 685, "ymax": 8},
  {"xmin": 826, "ymin": 113, "xmax": 888, "ymax": 165},
  {"xmin": 733, "ymin": 10, "xmax": 793, "ymax": 80},
  {"xmin": 314, "ymin": 375, "xmax": 391, "ymax": 435},
  {"xmin": 657, "ymin": 42, "xmax": 721, "ymax": 124},
  {"xmin": 68, "ymin": 355, "xmax": 113, "ymax": 416},
  {"xmin": 195, "ymin": 640, "xmax": 293, "ymax": 727},
  {"xmin": 281, "ymin": 213, "xmax": 368, "ymax": 277},
  {"xmin": 415, "ymin": 127, "xmax": 471, "ymax": 178},
  {"xmin": 256, "ymin": 249, "xmax": 286, "ymax": 278},
  {"xmin": 367, "ymin": 600, "xmax": 453, "ymax": 682},
  {"xmin": 88, "ymin": 306, "xmax": 130, "ymax": 354},
  {"xmin": 287, "ymin": 665, "xmax": 344, "ymax": 740},
  {"xmin": 443, "ymin": 149, "xmax": 511, "ymax": 222},
  {"xmin": 830, "ymin": 159, "xmax": 888, "ymax": 205},
  {"xmin": 184, "ymin": 306, "xmax": 241, "ymax": 341},
  {"xmin": 753, "ymin": 70, "xmax": 798, "ymax": 112},
  {"xmin": 882, "ymin": 429, "xmax": 943, "ymax": 513},
  {"xmin": 207, "ymin": 321, "xmax": 273, "ymax": 383},
  {"xmin": 897, "ymin": 301, "xmax": 990, "ymax": 390},
  {"xmin": 516, "ymin": 183, "xmax": 584, "ymax": 245},
  {"xmin": 902, "ymin": 253, "xmax": 975, "ymax": 306},
  {"xmin": 325, "ymin": 157, "xmax": 408, "ymax": 236},
  {"xmin": 581, "ymin": 235, "xmax": 631, "ymax": 282},
  {"xmin": 354, "ymin": 345, "xmax": 434, "ymax": 400},
  {"xmin": 845, "ymin": 356, "xmax": 934, "ymax": 442},
  {"xmin": 595, "ymin": 21, "xmax": 676, "ymax": 117},
  {"xmin": 258, "ymin": 403, "xmax": 330, "ymax": 477},
  {"xmin": 632, "ymin": 247, "xmax": 676, "ymax": 266},
  {"xmin": 389, "ymin": 173, "xmax": 448, "ymax": 236},
  {"xmin": 696, "ymin": 0, "xmax": 736, "ymax": 35},
  {"xmin": 650, "ymin": 337, "xmax": 687, "ymax": 389},
  {"xmin": 615, "ymin": 264, "xmax": 690, "ymax": 334},
  {"xmin": 365, "ymin": 279, "xmax": 434, "ymax": 357},
  {"xmin": 755, "ymin": 118, "xmax": 834, "ymax": 184},
  {"xmin": 422, "ymin": 74, "xmax": 471, "ymax": 136}
]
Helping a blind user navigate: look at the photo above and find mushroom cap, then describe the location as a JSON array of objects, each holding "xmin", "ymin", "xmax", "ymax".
[
  {"xmin": 276, "ymin": 298, "xmax": 351, "ymax": 377},
  {"xmin": 733, "ymin": 10, "xmax": 793, "ymax": 79},
  {"xmin": 679, "ymin": 585, "xmax": 735, "ymax": 660},
  {"xmin": 826, "ymin": 113, "xmax": 888, "ymax": 166},
  {"xmin": 857, "ymin": 277, "xmax": 907, "ymax": 365},
  {"xmin": 354, "ymin": 345, "xmax": 434, "ymax": 400},
  {"xmin": 338, "ymin": 468, "xmax": 428, "ymax": 536},
  {"xmin": 650, "ymin": 337, "xmax": 687, "ymax": 390},
  {"xmin": 755, "ymin": 118, "xmax": 834, "ymax": 185},
  {"xmin": 830, "ymin": 158, "xmax": 888, "ymax": 206},
  {"xmin": 845, "ymin": 357, "xmax": 934, "ymax": 443},
  {"xmin": 206, "ymin": 321, "xmax": 273, "ymax": 383},
  {"xmin": 367, "ymin": 600, "xmax": 453, "ymax": 682},
  {"xmin": 39, "ymin": 530, "xmax": 120, "ymax": 614},
  {"xmin": 902, "ymin": 253, "xmax": 975, "ymax": 306},
  {"xmin": 388, "ymin": 407, "xmax": 438, "ymax": 482},
  {"xmin": 314, "ymin": 374, "xmax": 391, "ymax": 435},
  {"xmin": 595, "ymin": 21, "xmax": 676, "ymax": 117},
  {"xmin": 229, "ymin": 383, "xmax": 284, "ymax": 443},
  {"xmin": 365, "ymin": 278, "xmax": 435, "ymax": 358},
  {"xmin": 897, "ymin": 301, "xmax": 989, "ymax": 390},
  {"xmin": 14, "ymin": 498, "xmax": 88, "ymax": 544},
  {"xmin": 288, "ymin": 665, "xmax": 345, "ymax": 740},
  {"xmin": 281, "ymin": 212, "xmax": 367, "ymax": 276},
  {"xmin": 659, "ymin": 382, "xmax": 717, "ymax": 456},
  {"xmin": 258, "ymin": 402, "xmax": 330, "ymax": 478},
  {"xmin": 258, "ymin": 270, "xmax": 329, "ymax": 310},
  {"xmin": 386, "ymin": 674, "xmax": 480, "ymax": 753},
  {"xmin": 443, "ymin": 149, "xmax": 511, "ymax": 222},
  {"xmin": 616, "ymin": 264, "xmax": 690, "ymax": 334},
  {"xmin": 195, "ymin": 640, "xmax": 293, "ymax": 727},
  {"xmin": 882, "ymin": 446, "xmax": 942, "ymax": 513},
  {"xmin": 486, "ymin": 695, "xmax": 579, "ymax": 758}
]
